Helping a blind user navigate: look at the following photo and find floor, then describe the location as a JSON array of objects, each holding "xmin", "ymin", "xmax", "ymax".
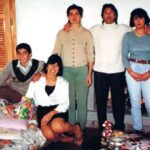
[
  {"xmin": 41, "ymin": 128, "xmax": 100, "ymax": 150},
  {"xmin": 41, "ymin": 127, "xmax": 150, "ymax": 150},
  {"xmin": 41, "ymin": 103, "xmax": 150, "ymax": 150}
]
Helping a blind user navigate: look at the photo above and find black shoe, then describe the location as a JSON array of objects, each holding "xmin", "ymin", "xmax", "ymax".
[
  {"xmin": 141, "ymin": 104, "xmax": 147, "ymax": 115},
  {"xmin": 135, "ymin": 130, "xmax": 145, "ymax": 136}
]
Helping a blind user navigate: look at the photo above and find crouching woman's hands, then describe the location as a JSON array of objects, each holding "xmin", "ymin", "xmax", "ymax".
[{"xmin": 41, "ymin": 110, "xmax": 57, "ymax": 127}]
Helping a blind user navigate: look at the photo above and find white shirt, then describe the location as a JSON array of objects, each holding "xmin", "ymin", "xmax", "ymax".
[
  {"xmin": 17, "ymin": 60, "xmax": 32, "ymax": 74},
  {"xmin": 26, "ymin": 76, "xmax": 69, "ymax": 113},
  {"xmin": 90, "ymin": 23, "xmax": 131, "ymax": 73}
]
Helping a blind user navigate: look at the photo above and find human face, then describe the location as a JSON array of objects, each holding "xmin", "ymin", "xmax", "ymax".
[
  {"xmin": 16, "ymin": 48, "xmax": 31, "ymax": 67},
  {"xmin": 68, "ymin": 9, "xmax": 81, "ymax": 25},
  {"xmin": 102, "ymin": 7, "xmax": 116, "ymax": 24},
  {"xmin": 47, "ymin": 63, "xmax": 59, "ymax": 77},
  {"xmin": 134, "ymin": 16, "xmax": 145, "ymax": 29}
]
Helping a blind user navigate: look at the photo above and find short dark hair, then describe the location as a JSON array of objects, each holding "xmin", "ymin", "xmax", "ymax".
[
  {"xmin": 16, "ymin": 43, "xmax": 32, "ymax": 54},
  {"xmin": 67, "ymin": 4, "xmax": 83, "ymax": 17},
  {"xmin": 44, "ymin": 54, "xmax": 63, "ymax": 76},
  {"xmin": 101, "ymin": 3, "xmax": 118, "ymax": 24},
  {"xmin": 130, "ymin": 8, "xmax": 150, "ymax": 27}
]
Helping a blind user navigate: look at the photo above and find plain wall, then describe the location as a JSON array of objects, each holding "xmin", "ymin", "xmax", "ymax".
[
  {"xmin": 16, "ymin": 0, "xmax": 150, "ymax": 61},
  {"xmin": 15, "ymin": 0, "xmax": 150, "ymax": 112}
]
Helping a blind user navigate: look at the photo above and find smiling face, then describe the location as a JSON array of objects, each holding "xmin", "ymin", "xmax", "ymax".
[
  {"xmin": 16, "ymin": 48, "xmax": 31, "ymax": 67},
  {"xmin": 102, "ymin": 7, "xmax": 116, "ymax": 24},
  {"xmin": 47, "ymin": 63, "xmax": 59, "ymax": 77},
  {"xmin": 68, "ymin": 9, "xmax": 82, "ymax": 25}
]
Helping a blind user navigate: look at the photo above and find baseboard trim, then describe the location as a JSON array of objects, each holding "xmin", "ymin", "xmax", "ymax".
[{"xmin": 86, "ymin": 110, "xmax": 150, "ymax": 132}]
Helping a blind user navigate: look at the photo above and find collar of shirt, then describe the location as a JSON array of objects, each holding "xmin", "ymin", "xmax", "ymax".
[
  {"xmin": 17, "ymin": 59, "xmax": 32, "ymax": 73},
  {"xmin": 102, "ymin": 22, "xmax": 117, "ymax": 30}
]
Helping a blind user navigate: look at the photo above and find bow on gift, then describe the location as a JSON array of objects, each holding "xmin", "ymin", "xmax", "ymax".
[{"xmin": 102, "ymin": 120, "xmax": 113, "ymax": 139}]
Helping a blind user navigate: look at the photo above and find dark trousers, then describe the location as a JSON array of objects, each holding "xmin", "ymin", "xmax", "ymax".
[
  {"xmin": 0, "ymin": 86, "xmax": 22, "ymax": 103},
  {"xmin": 94, "ymin": 71, "xmax": 125, "ymax": 133}
]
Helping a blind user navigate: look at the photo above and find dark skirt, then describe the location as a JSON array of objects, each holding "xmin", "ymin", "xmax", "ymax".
[{"xmin": 37, "ymin": 105, "xmax": 68, "ymax": 128}]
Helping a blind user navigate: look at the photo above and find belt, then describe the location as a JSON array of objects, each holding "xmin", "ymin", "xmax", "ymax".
[{"xmin": 129, "ymin": 58, "xmax": 150, "ymax": 64}]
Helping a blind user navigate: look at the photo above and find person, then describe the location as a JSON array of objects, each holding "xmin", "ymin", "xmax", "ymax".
[
  {"xmin": 53, "ymin": 4, "xmax": 94, "ymax": 129},
  {"xmin": 90, "ymin": 3, "xmax": 131, "ymax": 134},
  {"xmin": 0, "ymin": 43, "xmax": 45, "ymax": 103},
  {"xmin": 25, "ymin": 54, "xmax": 83, "ymax": 145},
  {"xmin": 122, "ymin": 8, "xmax": 150, "ymax": 133}
]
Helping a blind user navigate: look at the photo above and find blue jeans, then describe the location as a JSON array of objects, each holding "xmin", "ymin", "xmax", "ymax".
[{"xmin": 125, "ymin": 62, "xmax": 150, "ymax": 130}]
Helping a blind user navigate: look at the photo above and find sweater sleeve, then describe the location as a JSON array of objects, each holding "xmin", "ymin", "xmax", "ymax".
[
  {"xmin": 122, "ymin": 32, "xmax": 130, "ymax": 68},
  {"xmin": 86, "ymin": 31, "xmax": 94, "ymax": 63},
  {"xmin": 0, "ymin": 62, "xmax": 12, "ymax": 86},
  {"xmin": 38, "ymin": 61, "xmax": 45, "ymax": 72}
]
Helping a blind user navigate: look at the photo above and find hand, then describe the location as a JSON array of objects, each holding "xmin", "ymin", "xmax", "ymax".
[
  {"xmin": 141, "ymin": 72, "xmax": 150, "ymax": 81},
  {"xmin": 129, "ymin": 71, "xmax": 142, "ymax": 81},
  {"xmin": 127, "ymin": 67, "xmax": 142, "ymax": 81},
  {"xmin": 41, "ymin": 113, "xmax": 51, "ymax": 127},
  {"xmin": 32, "ymin": 72, "xmax": 42, "ymax": 82},
  {"xmin": 63, "ymin": 22, "xmax": 71, "ymax": 32},
  {"xmin": 86, "ymin": 74, "xmax": 92, "ymax": 87},
  {"xmin": 41, "ymin": 110, "xmax": 57, "ymax": 127},
  {"xmin": 145, "ymin": 25, "xmax": 150, "ymax": 35}
]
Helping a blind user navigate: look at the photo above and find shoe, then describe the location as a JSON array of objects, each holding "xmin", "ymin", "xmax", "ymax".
[
  {"xmin": 113, "ymin": 125, "xmax": 125, "ymax": 132},
  {"xmin": 141, "ymin": 104, "xmax": 147, "ymax": 115},
  {"xmin": 135, "ymin": 130, "xmax": 145, "ymax": 136}
]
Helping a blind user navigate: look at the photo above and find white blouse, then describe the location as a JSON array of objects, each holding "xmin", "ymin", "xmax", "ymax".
[{"xmin": 26, "ymin": 76, "xmax": 69, "ymax": 113}]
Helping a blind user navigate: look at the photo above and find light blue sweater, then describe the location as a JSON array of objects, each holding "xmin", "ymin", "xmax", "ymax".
[{"xmin": 122, "ymin": 31, "xmax": 150, "ymax": 68}]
